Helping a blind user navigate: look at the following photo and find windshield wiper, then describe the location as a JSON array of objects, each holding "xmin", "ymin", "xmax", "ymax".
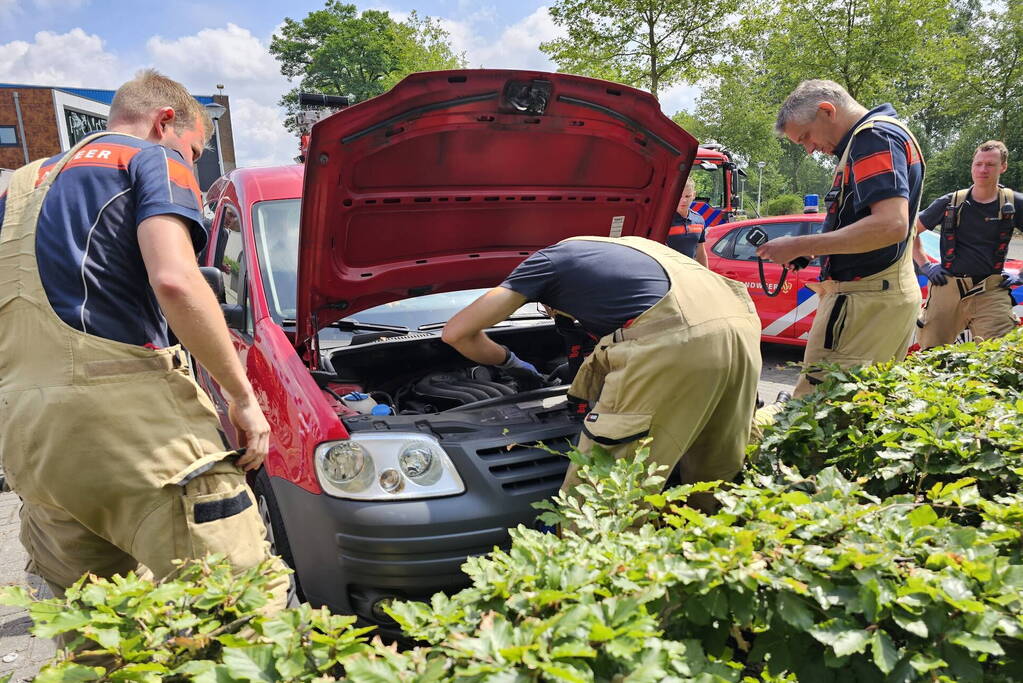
[
  {"xmin": 418, "ymin": 314, "xmax": 552, "ymax": 331},
  {"xmin": 282, "ymin": 319, "xmax": 410, "ymax": 333}
]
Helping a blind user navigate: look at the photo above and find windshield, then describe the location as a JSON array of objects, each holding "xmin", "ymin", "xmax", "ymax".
[
  {"xmin": 689, "ymin": 164, "xmax": 725, "ymax": 209},
  {"xmin": 251, "ymin": 199, "xmax": 543, "ymax": 336}
]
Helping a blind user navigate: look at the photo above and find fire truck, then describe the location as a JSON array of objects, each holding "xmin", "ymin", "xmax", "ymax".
[{"xmin": 690, "ymin": 142, "xmax": 746, "ymax": 226}]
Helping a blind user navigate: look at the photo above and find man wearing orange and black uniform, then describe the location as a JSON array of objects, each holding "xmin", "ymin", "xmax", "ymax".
[
  {"xmin": 912, "ymin": 140, "xmax": 1023, "ymax": 348},
  {"xmin": 666, "ymin": 177, "xmax": 708, "ymax": 266},
  {"xmin": 757, "ymin": 80, "xmax": 925, "ymax": 396}
]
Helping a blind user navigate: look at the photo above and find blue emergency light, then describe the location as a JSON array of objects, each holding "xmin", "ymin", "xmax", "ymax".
[{"xmin": 804, "ymin": 194, "xmax": 820, "ymax": 213}]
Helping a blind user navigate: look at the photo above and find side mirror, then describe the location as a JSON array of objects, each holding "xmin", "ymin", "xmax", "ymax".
[
  {"xmin": 200, "ymin": 266, "xmax": 226, "ymax": 304},
  {"xmin": 221, "ymin": 303, "xmax": 246, "ymax": 330}
]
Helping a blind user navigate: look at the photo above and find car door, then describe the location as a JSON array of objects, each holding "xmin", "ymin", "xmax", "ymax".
[
  {"xmin": 194, "ymin": 200, "xmax": 254, "ymax": 446},
  {"xmin": 790, "ymin": 219, "xmax": 827, "ymax": 342},
  {"xmin": 711, "ymin": 221, "xmax": 803, "ymax": 341}
]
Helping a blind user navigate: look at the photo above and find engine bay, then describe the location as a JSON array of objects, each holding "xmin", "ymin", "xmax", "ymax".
[{"xmin": 317, "ymin": 324, "xmax": 573, "ymax": 418}]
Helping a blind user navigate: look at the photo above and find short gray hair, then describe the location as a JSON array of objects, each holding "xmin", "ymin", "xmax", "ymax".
[{"xmin": 775, "ymin": 80, "xmax": 855, "ymax": 135}]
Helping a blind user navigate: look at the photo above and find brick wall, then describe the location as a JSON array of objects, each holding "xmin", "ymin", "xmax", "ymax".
[
  {"xmin": 213, "ymin": 94, "xmax": 236, "ymax": 172},
  {"xmin": 0, "ymin": 88, "xmax": 60, "ymax": 169}
]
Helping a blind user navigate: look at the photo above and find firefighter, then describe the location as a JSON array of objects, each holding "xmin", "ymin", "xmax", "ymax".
[
  {"xmin": 0, "ymin": 70, "xmax": 288, "ymax": 608},
  {"xmin": 442, "ymin": 236, "xmax": 762, "ymax": 510},
  {"xmin": 912, "ymin": 140, "xmax": 1023, "ymax": 347},
  {"xmin": 666, "ymin": 177, "xmax": 708, "ymax": 266},
  {"xmin": 756, "ymin": 80, "xmax": 925, "ymax": 396}
]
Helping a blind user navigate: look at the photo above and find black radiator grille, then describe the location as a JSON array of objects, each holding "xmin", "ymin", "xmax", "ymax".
[{"xmin": 475, "ymin": 438, "xmax": 571, "ymax": 494}]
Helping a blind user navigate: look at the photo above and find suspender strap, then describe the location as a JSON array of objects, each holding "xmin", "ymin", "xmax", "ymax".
[{"xmin": 821, "ymin": 114, "xmax": 926, "ymax": 279}]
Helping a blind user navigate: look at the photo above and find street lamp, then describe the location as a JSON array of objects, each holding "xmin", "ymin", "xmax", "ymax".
[
  {"xmin": 204, "ymin": 102, "xmax": 227, "ymax": 177},
  {"xmin": 756, "ymin": 161, "xmax": 767, "ymax": 215}
]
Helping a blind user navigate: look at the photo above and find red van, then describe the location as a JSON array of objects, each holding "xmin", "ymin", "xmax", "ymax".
[{"xmin": 194, "ymin": 70, "xmax": 698, "ymax": 627}]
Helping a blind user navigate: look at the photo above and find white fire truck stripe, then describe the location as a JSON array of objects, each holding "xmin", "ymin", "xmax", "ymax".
[{"xmin": 761, "ymin": 291, "xmax": 819, "ymax": 337}]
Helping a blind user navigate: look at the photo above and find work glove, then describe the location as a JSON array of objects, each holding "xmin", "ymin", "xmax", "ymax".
[
  {"xmin": 496, "ymin": 346, "xmax": 544, "ymax": 390},
  {"xmin": 920, "ymin": 262, "xmax": 950, "ymax": 286},
  {"xmin": 998, "ymin": 271, "xmax": 1022, "ymax": 289}
]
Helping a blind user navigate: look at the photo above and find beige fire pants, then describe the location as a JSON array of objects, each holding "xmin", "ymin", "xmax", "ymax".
[
  {"xmin": 918, "ymin": 274, "xmax": 1017, "ymax": 349},
  {"xmin": 558, "ymin": 236, "xmax": 762, "ymax": 511}
]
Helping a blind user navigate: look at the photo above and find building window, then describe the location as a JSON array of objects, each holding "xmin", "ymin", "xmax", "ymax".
[
  {"xmin": 64, "ymin": 109, "xmax": 107, "ymax": 146},
  {"xmin": 0, "ymin": 126, "xmax": 17, "ymax": 146}
]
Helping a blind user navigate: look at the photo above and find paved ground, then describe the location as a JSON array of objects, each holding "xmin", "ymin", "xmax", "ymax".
[{"xmin": 0, "ymin": 342, "xmax": 844, "ymax": 680}]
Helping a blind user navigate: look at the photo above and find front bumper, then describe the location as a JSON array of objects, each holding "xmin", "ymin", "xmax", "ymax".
[{"xmin": 271, "ymin": 433, "xmax": 571, "ymax": 622}]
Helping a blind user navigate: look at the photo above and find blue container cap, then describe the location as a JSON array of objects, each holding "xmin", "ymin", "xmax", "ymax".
[
  {"xmin": 343, "ymin": 392, "xmax": 370, "ymax": 401},
  {"xmin": 370, "ymin": 404, "xmax": 393, "ymax": 416}
]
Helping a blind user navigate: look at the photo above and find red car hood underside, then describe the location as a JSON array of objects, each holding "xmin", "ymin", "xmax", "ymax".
[{"xmin": 297, "ymin": 69, "xmax": 698, "ymax": 343}]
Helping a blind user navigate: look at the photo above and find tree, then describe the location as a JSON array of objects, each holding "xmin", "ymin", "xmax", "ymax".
[
  {"xmin": 540, "ymin": 0, "xmax": 738, "ymax": 99},
  {"xmin": 270, "ymin": 1, "xmax": 465, "ymax": 131}
]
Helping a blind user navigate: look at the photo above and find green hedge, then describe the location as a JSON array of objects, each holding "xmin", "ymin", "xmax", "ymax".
[
  {"xmin": 766, "ymin": 194, "xmax": 804, "ymax": 216},
  {"xmin": 3, "ymin": 330, "xmax": 1023, "ymax": 682}
]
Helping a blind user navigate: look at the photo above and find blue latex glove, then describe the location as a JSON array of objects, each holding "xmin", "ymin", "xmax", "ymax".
[
  {"xmin": 920, "ymin": 262, "xmax": 949, "ymax": 286},
  {"xmin": 496, "ymin": 346, "xmax": 544, "ymax": 390},
  {"xmin": 999, "ymin": 271, "xmax": 1022, "ymax": 289}
]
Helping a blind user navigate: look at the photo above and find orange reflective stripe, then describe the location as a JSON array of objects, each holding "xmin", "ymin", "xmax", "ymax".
[
  {"xmin": 166, "ymin": 157, "xmax": 202, "ymax": 207},
  {"xmin": 852, "ymin": 150, "xmax": 894, "ymax": 182},
  {"xmin": 904, "ymin": 140, "xmax": 922, "ymax": 166},
  {"xmin": 668, "ymin": 224, "xmax": 689, "ymax": 236}
]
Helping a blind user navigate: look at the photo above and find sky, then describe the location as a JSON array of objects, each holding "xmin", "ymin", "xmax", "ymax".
[{"xmin": 0, "ymin": 0, "xmax": 699, "ymax": 167}]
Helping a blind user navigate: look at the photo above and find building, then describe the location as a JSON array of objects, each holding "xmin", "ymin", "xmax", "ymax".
[{"xmin": 0, "ymin": 83, "xmax": 235, "ymax": 191}]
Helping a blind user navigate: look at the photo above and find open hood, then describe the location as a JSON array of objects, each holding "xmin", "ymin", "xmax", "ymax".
[{"xmin": 297, "ymin": 69, "xmax": 698, "ymax": 344}]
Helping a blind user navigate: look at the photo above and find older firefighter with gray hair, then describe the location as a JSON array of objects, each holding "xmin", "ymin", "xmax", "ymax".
[{"xmin": 756, "ymin": 79, "xmax": 925, "ymax": 396}]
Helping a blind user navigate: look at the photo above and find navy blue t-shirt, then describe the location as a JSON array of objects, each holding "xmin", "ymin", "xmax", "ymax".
[
  {"xmin": 917, "ymin": 189, "xmax": 1023, "ymax": 278},
  {"xmin": 0, "ymin": 134, "xmax": 206, "ymax": 346},
  {"xmin": 825, "ymin": 104, "xmax": 924, "ymax": 281},
  {"xmin": 666, "ymin": 209, "xmax": 706, "ymax": 258},
  {"xmin": 499, "ymin": 239, "xmax": 670, "ymax": 337}
]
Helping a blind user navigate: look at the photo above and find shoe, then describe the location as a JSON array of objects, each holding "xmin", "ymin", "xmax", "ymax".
[
  {"xmin": 756, "ymin": 394, "xmax": 765, "ymax": 409},
  {"xmin": 774, "ymin": 391, "xmax": 792, "ymax": 404}
]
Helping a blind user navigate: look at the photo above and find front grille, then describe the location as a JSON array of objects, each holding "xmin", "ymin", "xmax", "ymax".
[{"xmin": 475, "ymin": 438, "xmax": 571, "ymax": 494}]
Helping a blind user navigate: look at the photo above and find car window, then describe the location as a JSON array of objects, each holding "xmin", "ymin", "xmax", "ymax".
[
  {"xmin": 730, "ymin": 222, "xmax": 803, "ymax": 261},
  {"xmin": 252, "ymin": 199, "xmax": 301, "ymax": 321},
  {"xmin": 216, "ymin": 203, "xmax": 251, "ymax": 334},
  {"xmin": 711, "ymin": 228, "xmax": 738, "ymax": 258},
  {"xmin": 218, "ymin": 205, "xmax": 245, "ymax": 306}
]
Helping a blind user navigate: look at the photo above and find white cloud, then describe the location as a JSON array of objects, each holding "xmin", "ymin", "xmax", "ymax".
[
  {"xmin": 444, "ymin": 6, "xmax": 563, "ymax": 70},
  {"xmin": 0, "ymin": 28, "xmax": 124, "ymax": 87},
  {"xmin": 659, "ymin": 81, "xmax": 702, "ymax": 117},
  {"xmin": 226, "ymin": 97, "xmax": 299, "ymax": 168},
  {"xmin": 144, "ymin": 24, "xmax": 295, "ymax": 167},
  {"xmin": 145, "ymin": 23, "xmax": 288, "ymax": 102}
]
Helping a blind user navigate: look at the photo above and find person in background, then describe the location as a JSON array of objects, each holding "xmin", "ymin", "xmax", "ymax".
[
  {"xmin": 666, "ymin": 176, "xmax": 708, "ymax": 266},
  {"xmin": 912, "ymin": 140, "xmax": 1023, "ymax": 348}
]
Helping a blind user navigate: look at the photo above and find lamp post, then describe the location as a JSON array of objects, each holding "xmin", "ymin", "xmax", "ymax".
[
  {"xmin": 204, "ymin": 102, "xmax": 227, "ymax": 177},
  {"xmin": 756, "ymin": 161, "xmax": 766, "ymax": 215}
]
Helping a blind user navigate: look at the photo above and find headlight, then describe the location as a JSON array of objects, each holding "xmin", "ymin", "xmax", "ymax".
[
  {"xmin": 314, "ymin": 433, "xmax": 464, "ymax": 501},
  {"xmin": 399, "ymin": 445, "xmax": 433, "ymax": 479},
  {"xmin": 321, "ymin": 442, "xmax": 365, "ymax": 484}
]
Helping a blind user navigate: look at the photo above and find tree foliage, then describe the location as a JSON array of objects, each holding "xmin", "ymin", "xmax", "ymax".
[
  {"xmin": 269, "ymin": 1, "xmax": 465, "ymax": 132},
  {"xmin": 541, "ymin": 0, "xmax": 738, "ymax": 99}
]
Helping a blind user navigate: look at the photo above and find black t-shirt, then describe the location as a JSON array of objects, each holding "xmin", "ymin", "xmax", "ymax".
[
  {"xmin": 918, "ymin": 188, "xmax": 1023, "ymax": 278},
  {"xmin": 825, "ymin": 104, "xmax": 925, "ymax": 281},
  {"xmin": 499, "ymin": 239, "xmax": 670, "ymax": 337}
]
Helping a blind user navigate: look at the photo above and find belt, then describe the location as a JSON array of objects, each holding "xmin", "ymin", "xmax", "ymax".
[
  {"xmin": 612, "ymin": 315, "xmax": 684, "ymax": 342},
  {"xmin": 806, "ymin": 278, "xmax": 891, "ymax": 296},
  {"xmin": 954, "ymin": 274, "xmax": 1003, "ymax": 299}
]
